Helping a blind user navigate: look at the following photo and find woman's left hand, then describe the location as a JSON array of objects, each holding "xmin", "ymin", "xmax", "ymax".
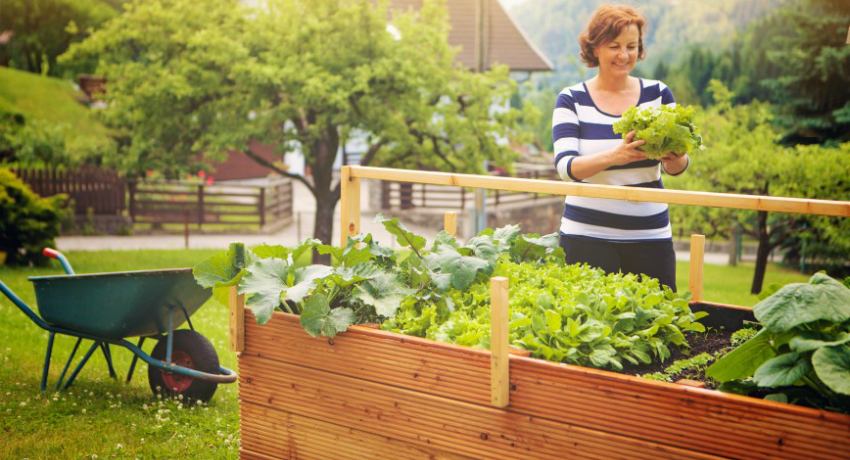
[{"xmin": 660, "ymin": 152, "xmax": 688, "ymax": 175}]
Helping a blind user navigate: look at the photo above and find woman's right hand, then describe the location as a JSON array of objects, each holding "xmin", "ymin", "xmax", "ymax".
[{"xmin": 607, "ymin": 131, "xmax": 647, "ymax": 166}]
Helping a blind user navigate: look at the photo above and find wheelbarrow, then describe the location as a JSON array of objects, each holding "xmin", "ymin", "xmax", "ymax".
[{"xmin": 0, "ymin": 249, "xmax": 237, "ymax": 403}]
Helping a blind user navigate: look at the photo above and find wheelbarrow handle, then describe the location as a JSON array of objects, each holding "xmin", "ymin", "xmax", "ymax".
[{"xmin": 43, "ymin": 248, "xmax": 75, "ymax": 275}]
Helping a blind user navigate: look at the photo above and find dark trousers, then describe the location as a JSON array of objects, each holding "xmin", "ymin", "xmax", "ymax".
[{"xmin": 559, "ymin": 235, "xmax": 678, "ymax": 292}]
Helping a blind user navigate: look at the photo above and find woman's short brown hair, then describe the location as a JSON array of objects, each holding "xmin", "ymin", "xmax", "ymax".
[{"xmin": 578, "ymin": 5, "xmax": 646, "ymax": 68}]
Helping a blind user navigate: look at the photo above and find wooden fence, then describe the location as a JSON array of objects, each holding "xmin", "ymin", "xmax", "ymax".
[
  {"xmin": 381, "ymin": 166, "xmax": 559, "ymax": 210},
  {"xmin": 12, "ymin": 166, "xmax": 126, "ymax": 215},
  {"xmin": 128, "ymin": 178, "xmax": 292, "ymax": 230}
]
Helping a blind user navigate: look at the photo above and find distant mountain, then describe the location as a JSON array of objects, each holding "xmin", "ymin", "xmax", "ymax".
[{"xmin": 510, "ymin": 0, "xmax": 782, "ymax": 84}]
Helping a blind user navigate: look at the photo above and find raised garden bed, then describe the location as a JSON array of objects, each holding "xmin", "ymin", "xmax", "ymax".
[
  {"xmin": 236, "ymin": 304, "xmax": 849, "ymax": 460},
  {"xmin": 232, "ymin": 166, "xmax": 850, "ymax": 460}
]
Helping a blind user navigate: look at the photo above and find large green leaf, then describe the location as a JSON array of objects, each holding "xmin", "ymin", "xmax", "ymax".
[
  {"xmin": 752, "ymin": 352, "xmax": 812, "ymax": 388},
  {"xmin": 238, "ymin": 258, "xmax": 290, "ymax": 325},
  {"xmin": 812, "ymin": 345, "xmax": 850, "ymax": 395},
  {"xmin": 326, "ymin": 264, "xmax": 380, "ymax": 289},
  {"xmin": 251, "ymin": 244, "xmax": 289, "ymax": 260},
  {"xmin": 288, "ymin": 265, "xmax": 334, "ymax": 303},
  {"xmin": 509, "ymin": 233, "xmax": 560, "ymax": 263},
  {"xmin": 789, "ymin": 332, "xmax": 850, "ymax": 353},
  {"xmin": 426, "ymin": 245, "xmax": 490, "ymax": 291},
  {"xmin": 300, "ymin": 293, "xmax": 355, "ymax": 338},
  {"xmin": 753, "ymin": 273, "xmax": 850, "ymax": 332},
  {"xmin": 351, "ymin": 271, "xmax": 415, "ymax": 317},
  {"xmin": 463, "ymin": 235, "xmax": 499, "ymax": 268},
  {"xmin": 706, "ymin": 329, "xmax": 777, "ymax": 382},
  {"xmin": 373, "ymin": 213, "xmax": 426, "ymax": 255},
  {"xmin": 317, "ymin": 233, "xmax": 374, "ymax": 266},
  {"xmin": 193, "ymin": 242, "xmax": 255, "ymax": 289}
]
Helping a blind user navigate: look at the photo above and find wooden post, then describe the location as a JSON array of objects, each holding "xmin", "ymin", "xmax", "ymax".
[
  {"xmin": 690, "ymin": 234, "xmax": 705, "ymax": 302},
  {"xmin": 490, "ymin": 276, "xmax": 509, "ymax": 408},
  {"xmin": 258, "ymin": 187, "xmax": 266, "ymax": 228},
  {"xmin": 444, "ymin": 212, "xmax": 458, "ymax": 237},
  {"xmin": 128, "ymin": 181, "xmax": 136, "ymax": 223},
  {"xmin": 340, "ymin": 166, "xmax": 361, "ymax": 248},
  {"xmin": 197, "ymin": 185, "xmax": 205, "ymax": 230},
  {"xmin": 229, "ymin": 285, "xmax": 245, "ymax": 352}
]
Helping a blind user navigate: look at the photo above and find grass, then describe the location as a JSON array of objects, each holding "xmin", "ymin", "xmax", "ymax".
[
  {"xmin": 1, "ymin": 249, "xmax": 238, "ymax": 460},
  {"xmin": 676, "ymin": 260, "xmax": 809, "ymax": 307},
  {"xmin": 0, "ymin": 249, "xmax": 809, "ymax": 458},
  {"xmin": 0, "ymin": 66, "xmax": 112, "ymax": 152}
]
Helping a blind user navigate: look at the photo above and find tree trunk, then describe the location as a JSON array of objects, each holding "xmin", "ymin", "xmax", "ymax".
[
  {"xmin": 308, "ymin": 125, "xmax": 341, "ymax": 265},
  {"xmin": 312, "ymin": 191, "xmax": 337, "ymax": 265},
  {"xmin": 751, "ymin": 210, "xmax": 770, "ymax": 294}
]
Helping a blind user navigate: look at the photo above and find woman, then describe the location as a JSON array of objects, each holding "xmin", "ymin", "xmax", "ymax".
[{"xmin": 552, "ymin": 5, "xmax": 688, "ymax": 291}]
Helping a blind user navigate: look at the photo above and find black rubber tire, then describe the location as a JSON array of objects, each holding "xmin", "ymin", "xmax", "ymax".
[{"xmin": 148, "ymin": 329, "xmax": 220, "ymax": 403}]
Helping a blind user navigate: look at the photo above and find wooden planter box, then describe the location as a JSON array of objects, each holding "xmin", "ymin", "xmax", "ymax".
[
  {"xmin": 235, "ymin": 304, "xmax": 850, "ymax": 460},
  {"xmin": 230, "ymin": 166, "xmax": 850, "ymax": 460}
]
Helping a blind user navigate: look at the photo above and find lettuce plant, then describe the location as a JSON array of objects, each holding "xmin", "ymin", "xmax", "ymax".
[
  {"xmin": 707, "ymin": 273, "xmax": 850, "ymax": 411},
  {"xmin": 613, "ymin": 105, "xmax": 706, "ymax": 159}
]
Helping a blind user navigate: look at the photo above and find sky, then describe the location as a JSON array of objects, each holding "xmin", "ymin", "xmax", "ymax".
[{"xmin": 500, "ymin": 0, "xmax": 529, "ymax": 9}]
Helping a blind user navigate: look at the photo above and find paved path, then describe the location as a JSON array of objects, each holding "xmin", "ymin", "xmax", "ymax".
[{"xmin": 57, "ymin": 179, "xmax": 738, "ymax": 265}]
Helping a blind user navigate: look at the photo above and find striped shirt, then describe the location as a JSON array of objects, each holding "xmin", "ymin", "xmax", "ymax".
[{"xmin": 552, "ymin": 78, "xmax": 687, "ymax": 242}]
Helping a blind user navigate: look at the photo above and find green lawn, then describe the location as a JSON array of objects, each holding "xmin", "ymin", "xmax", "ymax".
[
  {"xmin": 1, "ymin": 249, "xmax": 809, "ymax": 459},
  {"xmin": 1, "ymin": 249, "xmax": 238, "ymax": 460}
]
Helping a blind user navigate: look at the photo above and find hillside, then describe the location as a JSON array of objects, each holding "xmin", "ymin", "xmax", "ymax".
[
  {"xmin": 0, "ymin": 66, "xmax": 112, "ymax": 156},
  {"xmin": 510, "ymin": 0, "xmax": 781, "ymax": 83}
]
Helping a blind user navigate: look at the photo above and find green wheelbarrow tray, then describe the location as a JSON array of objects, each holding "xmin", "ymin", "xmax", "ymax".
[
  {"xmin": 30, "ymin": 268, "xmax": 209, "ymax": 340},
  {"xmin": 0, "ymin": 250, "xmax": 237, "ymax": 399}
]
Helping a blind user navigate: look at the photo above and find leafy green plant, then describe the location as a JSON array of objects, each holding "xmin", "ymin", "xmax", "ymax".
[
  {"xmin": 192, "ymin": 216, "xmax": 703, "ymax": 372},
  {"xmin": 0, "ymin": 168, "xmax": 69, "ymax": 266},
  {"xmin": 641, "ymin": 352, "xmax": 716, "ymax": 383},
  {"xmin": 706, "ymin": 273, "xmax": 850, "ymax": 411},
  {"xmin": 613, "ymin": 105, "xmax": 706, "ymax": 159},
  {"xmin": 385, "ymin": 258, "xmax": 703, "ymax": 370}
]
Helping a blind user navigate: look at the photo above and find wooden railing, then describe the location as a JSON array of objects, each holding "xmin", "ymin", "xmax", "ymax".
[
  {"xmin": 12, "ymin": 165, "xmax": 126, "ymax": 215},
  {"xmin": 128, "ymin": 178, "xmax": 292, "ymax": 230},
  {"xmin": 380, "ymin": 166, "xmax": 559, "ymax": 210}
]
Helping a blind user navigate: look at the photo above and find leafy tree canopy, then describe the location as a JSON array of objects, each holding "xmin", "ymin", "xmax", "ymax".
[
  {"xmin": 0, "ymin": 0, "xmax": 123, "ymax": 78},
  {"xmin": 62, "ymin": 0, "xmax": 533, "ymax": 249}
]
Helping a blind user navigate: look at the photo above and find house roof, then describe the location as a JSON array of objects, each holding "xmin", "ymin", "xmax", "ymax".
[{"xmin": 390, "ymin": 0, "xmax": 553, "ymax": 72}]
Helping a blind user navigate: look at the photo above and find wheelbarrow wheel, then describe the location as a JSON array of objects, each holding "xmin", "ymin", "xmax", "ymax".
[{"xmin": 148, "ymin": 330, "xmax": 220, "ymax": 403}]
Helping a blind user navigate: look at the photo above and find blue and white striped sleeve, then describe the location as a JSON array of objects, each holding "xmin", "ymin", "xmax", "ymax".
[
  {"xmin": 552, "ymin": 91, "xmax": 581, "ymax": 182},
  {"xmin": 659, "ymin": 81, "xmax": 676, "ymax": 108}
]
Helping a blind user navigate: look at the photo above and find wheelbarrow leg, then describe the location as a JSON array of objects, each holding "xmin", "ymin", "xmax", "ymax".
[
  {"xmin": 62, "ymin": 341, "xmax": 100, "ymax": 391},
  {"xmin": 100, "ymin": 343, "xmax": 117, "ymax": 379},
  {"xmin": 55, "ymin": 338, "xmax": 83, "ymax": 392},
  {"xmin": 41, "ymin": 332, "xmax": 56, "ymax": 393},
  {"xmin": 126, "ymin": 337, "xmax": 146, "ymax": 383}
]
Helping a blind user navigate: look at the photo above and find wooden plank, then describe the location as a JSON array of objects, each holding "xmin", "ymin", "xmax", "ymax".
[
  {"xmin": 348, "ymin": 166, "xmax": 850, "ymax": 217},
  {"xmin": 444, "ymin": 212, "xmax": 458, "ymax": 236},
  {"xmin": 490, "ymin": 276, "xmax": 509, "ymax": 408},
  {"xmin": 690, "ymin": 234, "xmax": 706, "ymax": 302},
  {"xmin": 340, "ymin": 166, "xmax": 361, "ymax": 247},
  {"xmin": 239, "ymin": 356, "xmax": 728, "ymax": 460},
  {"xmin": 229, "ymin": 286, "xmax": 245, "ymax": 352},
  {"xmin": 240, "ymin": 312, "xmax": 850, "ymax": 460},
  {"xmin": 241, "ymin": 332, "xmax": 845, "ymax": 459},
  {"xmin": 241, "ymin": 402, "xmax": 477, "ymax": 460}
]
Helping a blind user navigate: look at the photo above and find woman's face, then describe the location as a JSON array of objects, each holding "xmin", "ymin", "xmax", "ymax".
[{"xmin": 595, "ymin": 24, "xmax": 640, "ymax": 77}]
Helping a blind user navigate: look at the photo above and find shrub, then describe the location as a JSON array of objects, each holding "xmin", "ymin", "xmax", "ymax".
[{"xmin": 0, "ymin": 168, "xmax": 69, "ymax": 266}]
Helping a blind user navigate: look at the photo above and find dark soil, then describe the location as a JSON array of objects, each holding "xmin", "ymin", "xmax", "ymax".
[{"xmin": 619, "ymin": 329, "xmax": 736, "ymax": 389}]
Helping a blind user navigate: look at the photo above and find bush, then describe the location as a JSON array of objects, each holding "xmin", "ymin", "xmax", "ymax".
[{"xmin": 0, "ymin": 168, "xmax": 69, "ymax": 266}]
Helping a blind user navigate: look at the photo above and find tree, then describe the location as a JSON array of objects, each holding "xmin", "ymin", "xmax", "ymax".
[
  {"xmin": 666, "ymin": 81, "xmax": 850, "ymax": 293},
  {"xmin": 62, "ymin": 0, "xmax": 529, "ymax": 257},
  {"xmin": 757, "ymin": 0, "xmax": 850, "ymax": 144},
  {"xmin": 0, "ymin": 0, "xmax": 121, "ymax": 77}
]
